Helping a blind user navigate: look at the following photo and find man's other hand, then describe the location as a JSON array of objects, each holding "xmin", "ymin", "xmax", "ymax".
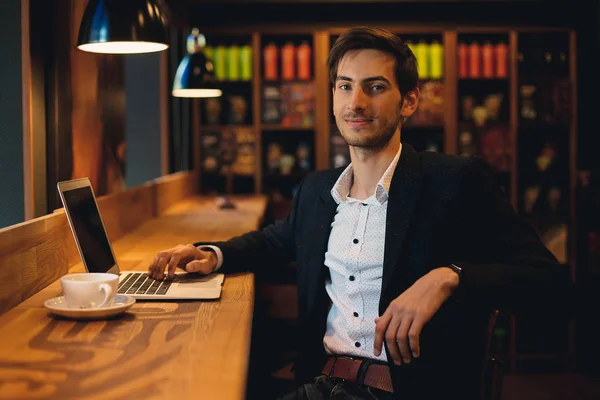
[
  {"xmin": 148, "ymin": 244, "xmax": 218, "ymax": 280},
  {"xmin": 373, "ymin": 267, "xmax": 459, "ymax": 365}
]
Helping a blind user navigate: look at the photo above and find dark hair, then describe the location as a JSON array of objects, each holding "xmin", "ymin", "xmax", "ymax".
[{"xmin": 327, "ymin": 27, "xmax": 419, "ymax": 96}]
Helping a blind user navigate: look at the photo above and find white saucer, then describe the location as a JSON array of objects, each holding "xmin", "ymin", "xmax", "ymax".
[{"xmin": 44, "ymin": 295, "xmax": 136, "ymax": 320}]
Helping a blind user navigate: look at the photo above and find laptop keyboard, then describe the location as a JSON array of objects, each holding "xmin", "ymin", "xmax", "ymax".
[{"xmin": 117, "ymin": 273, "xmax": 172, "ymax": 295}]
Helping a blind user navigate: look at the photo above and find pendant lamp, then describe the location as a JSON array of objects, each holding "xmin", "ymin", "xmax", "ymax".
[
  {"xmin": 172, "ymin": 28, "xmax": 222, "ymax": 98},
  {"xmin": 77, "ymin": 0, "xmax": 169, "ymax": 54}
]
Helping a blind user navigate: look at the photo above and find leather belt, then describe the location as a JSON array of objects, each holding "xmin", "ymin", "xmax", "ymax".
[{"xmin": 322, "ymin": 356, "xmax": 394, "ymax": 393}]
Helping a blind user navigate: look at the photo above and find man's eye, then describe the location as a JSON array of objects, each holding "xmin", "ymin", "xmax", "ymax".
[
  {"xmin": 339, "ymin": 84, "xmax": 351, "ymax": 91},
  {"xmin": 371, "ymin": 84, "xmax": 384, "ymax": 92}
]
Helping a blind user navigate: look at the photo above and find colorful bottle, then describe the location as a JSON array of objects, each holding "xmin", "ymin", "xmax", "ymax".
[
  {"xmin": 281, "ymin": 42, "xmax": 296, "ymax": 80},
  {"xmin": 415, "ymin": 40, "xmax": 429, "ymax": 79},
  {"xmin": 468, "ymin": 42, "xmax": 481, "ymax": 78},
  {"xmin": 213, "ymin": 44, "xmax": 227, "ymax": 81},
  {"xmin": 495, "ymin": 42, "xmax": 508, "ymax": 78},
  {"xmin": 240, "ymin": 45, "xmax": 253, "ymax": 81},
  {"xmin": 296, "ymin": 41, "xmax": 312, "ymax": 80},
  {"xmin": 227, "ymin": 44, "xmax": 241, "ymax": 81},
  {"xmin": 263, "ymin": 42, "xmax": 278, "ymax": 81},
  {"xmin": 458, "ymin": 42, "xmax": 468, "ymax": 78},
  {"xmin": 482, "ymin": 41, "xmax": 494, "ymax": 78},
  {"xmin": 429, "ymin": 40, "xmax": 443, "ymax": 79}
]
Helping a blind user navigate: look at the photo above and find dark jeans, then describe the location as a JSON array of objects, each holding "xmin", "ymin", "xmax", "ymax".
[{"xmin": 278, "ymin": 375, "xmax": 397, "ymax": 400}]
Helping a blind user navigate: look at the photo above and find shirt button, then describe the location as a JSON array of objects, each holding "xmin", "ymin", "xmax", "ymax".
[
  {"xmin": 349, "ymin": 275, "xmax": 355, "ymax": 281},
  {"xmin": 355, "ymin": 342, "xmax": 361, "ymax": 348},
  {"xmin": 353, "ymin": 238, "xmax": 359, "ymax": 244},
  {"xmin": 353, "ymin": 312, "xmax": 359, "ymax": 317}
]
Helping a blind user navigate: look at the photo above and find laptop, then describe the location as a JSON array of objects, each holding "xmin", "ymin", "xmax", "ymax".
[{"xmin": 57, "ymin": 177, "xmax": 224, "ymax": 300}]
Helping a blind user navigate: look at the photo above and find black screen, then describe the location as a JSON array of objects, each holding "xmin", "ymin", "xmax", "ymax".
[{"xmin": 62, "ymin": 186, "xmax": 115, "ymax": 273}]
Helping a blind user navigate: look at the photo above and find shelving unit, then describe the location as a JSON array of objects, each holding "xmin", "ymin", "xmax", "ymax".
[{"xmin": 195, "ymin": 25, "xmax": 578, "ymax": 373}]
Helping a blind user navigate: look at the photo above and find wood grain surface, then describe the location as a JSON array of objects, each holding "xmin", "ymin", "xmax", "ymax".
[
  {"xmin": 0, "ymin": 213, "xmax": 69, "ymax": 314},
  {"xmin": 0, "ymin": 195, "xmax": 267, "ymax": 400}
]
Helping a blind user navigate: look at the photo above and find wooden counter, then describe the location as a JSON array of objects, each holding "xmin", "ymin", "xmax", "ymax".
[{"xmin": 0, "ymin": 195, "xmax": 267, "ymax": 400}]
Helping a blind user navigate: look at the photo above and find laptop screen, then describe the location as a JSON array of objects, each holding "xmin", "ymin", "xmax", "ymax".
[{"xmin": 62, "ymin": 186, "xmax": 115, "ymax": 273}]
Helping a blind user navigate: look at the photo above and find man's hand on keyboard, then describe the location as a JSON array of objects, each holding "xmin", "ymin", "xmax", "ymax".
[{"xmin": 148, "ymin": 244, "xmax": 218, "ymax": 280}]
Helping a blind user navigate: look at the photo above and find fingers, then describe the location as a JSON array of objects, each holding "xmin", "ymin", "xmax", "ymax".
[
  {"xmin": 148, "ymin": 244, "xmax": 198, "ymax": 280},
  {"xmin": 148, "ymin": 249, "xmax": 174, "ymax": 280},
  {"xmin": 185, "ymin": 259, "xmax": 214, "ymax": 275},
  {"xmin": 167, "ymin": 252, "xmax": 182, "ymax": 279},
  {"xmin": 408, "ymin": 315, "xmax": 424, "ymax": 359},
  {"xmin": 395, "ymin": 319, "xmax": 412, "ymax": 365},
  {"xmin": 385, "ymin": 315, "xmax": 403, "ymax": 366},
  {"xmin": 374, "ymin": 308, "xmax": 424, "ymax": 365},
  {"xmin": 373, "ymin": 312, "xmax": 391, "ymax": 357}
]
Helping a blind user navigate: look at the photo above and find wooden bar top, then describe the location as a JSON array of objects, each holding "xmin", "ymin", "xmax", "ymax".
[{"xmin": 0, "ymin": 195, "xmax": 267, "ymax": 400}]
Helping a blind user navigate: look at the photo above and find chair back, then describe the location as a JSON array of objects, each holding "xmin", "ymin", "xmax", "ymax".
[{"xmin": 481, "ymin": 309, "xmax": 504, "ymax": 400}]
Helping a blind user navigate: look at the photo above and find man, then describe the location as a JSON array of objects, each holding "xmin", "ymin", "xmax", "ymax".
[{"xmin": 149, "ymin": 27, "xmax": 567, "ymax": 399}]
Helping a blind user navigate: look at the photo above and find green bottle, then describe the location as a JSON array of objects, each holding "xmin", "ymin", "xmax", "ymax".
[
  {"xmin": 214, "ymin": 45, "xmax": 227, "ymax": 81},
  {"xmin": 415, "ymin": 40, "xmax": 429, "ymax": 79},
  {"xmin": 429, "ymin": 41, "xmax": 443, "ymax": 79},
  {"xmin": 227, "ymin": 44, "xmax": 241, "ymax": 81},
  {"xmin": 240, "ymin": 45, "xmax": 253, "ymax": 81}
]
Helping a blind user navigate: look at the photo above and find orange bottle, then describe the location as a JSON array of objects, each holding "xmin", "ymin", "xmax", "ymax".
[
  {"xmin": 495, "ymin": 42, "xmax": 508, "ymax": 78},
  {"xmin": 281, "ymin": 42, "xmax": 296, "ymax": 81},
  {"xmin": 263, "ymin": 42, "xmax": 278, "ymax": 81},
  {"xmin": 296, "ymin": 41, "xmax": 311, "ymax": 80},
  {"xmin": 468, "ymin": 42, "xmax": 481, "ymax": 78},
  {"xmin": 482, "ymin": 41, "xmax": 494, "ymax": 78}
]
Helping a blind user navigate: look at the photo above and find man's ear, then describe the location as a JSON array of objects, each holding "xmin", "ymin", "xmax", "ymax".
[{"xmin": 400, "ymin": 87, "xmax": 420, "ymax": 118}]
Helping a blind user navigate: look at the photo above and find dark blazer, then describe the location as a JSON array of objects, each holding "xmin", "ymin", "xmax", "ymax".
[{"xmin": 202, "ymin": 144, "xmax": 569, "ymax": 399}]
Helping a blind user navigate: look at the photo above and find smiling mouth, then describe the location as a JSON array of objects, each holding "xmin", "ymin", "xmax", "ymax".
[{"xmin": 345, "ymin": 119, "xmax": 373, "ymax": 127}]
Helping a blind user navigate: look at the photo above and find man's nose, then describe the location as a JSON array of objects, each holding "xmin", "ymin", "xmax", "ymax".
[{"xmin": 349, "ymin": 87, "xmax": 368, "ymax": 111}]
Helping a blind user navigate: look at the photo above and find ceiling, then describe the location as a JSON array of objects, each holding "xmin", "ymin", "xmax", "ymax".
[{"xmin": 164, "ymin": 0, "xmax": 584, "ymax": 29}]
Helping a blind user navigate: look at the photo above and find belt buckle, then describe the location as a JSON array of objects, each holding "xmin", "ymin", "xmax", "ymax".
[
  {"xmin": 328, "ymin": 356, "xmax": 359, "ymax": 383},
  {"xmin": 327, "ymin": 357, "xmax": 339, "ymax": 379}
]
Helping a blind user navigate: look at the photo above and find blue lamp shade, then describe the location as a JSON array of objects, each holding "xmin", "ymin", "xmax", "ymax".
[
  {"xmin": 172, "ymin": 47, "xmax": 222, "ymax": 98},
  {"xmin": 77, "ymin": 0, "xmax": 168, "ymax": 54}
]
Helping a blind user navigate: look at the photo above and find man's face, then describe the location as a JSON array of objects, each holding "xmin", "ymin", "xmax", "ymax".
[{"xmin": 332, "ymin": 49, "xmax": 418, "ymax": 149}]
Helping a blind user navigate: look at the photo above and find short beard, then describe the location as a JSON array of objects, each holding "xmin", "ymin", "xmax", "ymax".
[{"xmin": 337, "ymin": 98, "xmax": 404, "ymax": 151}]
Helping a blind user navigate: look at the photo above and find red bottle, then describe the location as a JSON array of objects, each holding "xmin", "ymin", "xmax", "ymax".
[
  {"xmin": 263, "ymin": 42, "xmax": 278, "ymax": 81},
  {"xmin": 296, "ymin": 41, "xmax": 312, "ymax": 80},
  {"xmin": 281, "ymin": 42, "xmax": 296, "ymax": 81},
  {"xmin": 495, "ymin": 42, "xmax": 508, "ymax": 78},
  {"xmin": 468, "ymin": 42, "xmax": 481, "ymax": 79},
  {"xmin": 458, "ymin": 42, "xmax": 468, "ymax": 78},
  {"xmin": 482, "ymin": 41, "xmax": 494, "ymax": 78}
]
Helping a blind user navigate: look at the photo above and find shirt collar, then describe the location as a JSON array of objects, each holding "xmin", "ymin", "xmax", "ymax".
[{"xmin": 331, "ymin": 144, "xmax": 402, "ymax": 205}]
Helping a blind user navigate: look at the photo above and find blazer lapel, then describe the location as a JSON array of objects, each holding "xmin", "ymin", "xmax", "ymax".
[
  {"xmin": 302, "ymin": 174, "xmax": 339, "ymax": 313},
  {"xmin": 380, "ymin": 144, "xmax": 424, "ymax": 303}
]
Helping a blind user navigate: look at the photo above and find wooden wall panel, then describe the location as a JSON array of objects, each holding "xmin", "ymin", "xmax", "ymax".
[
  {"xmin": 154, "ymin": 171, "xmax": 197, "ymax": 215},
  {"xmin": 96, "ymin": 184, "xmax": 155, "ymax": 243},
  {"xmin": 0, "ymin": 213, "xmax": 69, "ymax": 313}
]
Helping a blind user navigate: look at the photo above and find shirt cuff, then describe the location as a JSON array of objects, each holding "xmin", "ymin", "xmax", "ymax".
[{"xmin": 197, "ymin": 245, "xmax": 224, "ymax": 271}]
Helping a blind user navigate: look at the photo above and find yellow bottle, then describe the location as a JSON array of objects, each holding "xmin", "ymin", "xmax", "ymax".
[
  {"xmin": 414, "ymin": 40, "xmax": 429, "ymax": 79},
  {"xmin": 214, "ymin": 45, "xmax": 227, "ymax": 81},
  {"xmin": 429, "ymin": 40, "xmax": 443, "ymax": 79}
]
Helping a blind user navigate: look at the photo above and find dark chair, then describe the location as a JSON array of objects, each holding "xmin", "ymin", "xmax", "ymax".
[{"xmin": 481, "ymin": 309, "xmax": 505, "ymax": 400}]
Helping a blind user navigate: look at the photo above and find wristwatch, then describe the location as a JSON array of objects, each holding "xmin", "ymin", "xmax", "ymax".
[{"xmin": 447, "ymin": 263, "xmax": 462, "ymax": 282}]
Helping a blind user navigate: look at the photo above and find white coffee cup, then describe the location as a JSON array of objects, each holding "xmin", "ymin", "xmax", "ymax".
[{"xmin": 60, "ymin": 273, "xmax": 119, "ymax": 309}]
